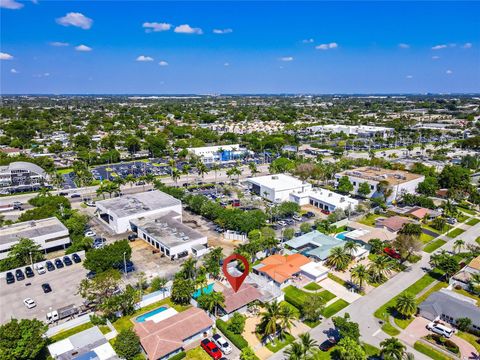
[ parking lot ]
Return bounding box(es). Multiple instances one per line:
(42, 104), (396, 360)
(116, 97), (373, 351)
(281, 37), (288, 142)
(0, 261), (87, 324)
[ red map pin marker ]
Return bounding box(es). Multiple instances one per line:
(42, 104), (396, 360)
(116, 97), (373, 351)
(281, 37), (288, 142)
(222, 254), (249, 293)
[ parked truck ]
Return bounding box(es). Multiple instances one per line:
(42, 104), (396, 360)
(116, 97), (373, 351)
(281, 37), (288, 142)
(46, 304), (78, 324)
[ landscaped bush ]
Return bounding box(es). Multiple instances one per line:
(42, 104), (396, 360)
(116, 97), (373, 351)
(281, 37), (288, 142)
(216, 319), (248, 349)
(169, 351), (186, 360)
(425, 334), (460, 354)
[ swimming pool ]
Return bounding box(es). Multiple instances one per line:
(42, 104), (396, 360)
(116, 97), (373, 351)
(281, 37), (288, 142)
(192, 283), (215, 299)
(335, 231), (349, 240)
(135, 306), (168, 322)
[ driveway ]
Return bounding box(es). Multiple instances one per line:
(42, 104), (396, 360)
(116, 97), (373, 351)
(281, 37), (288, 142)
(400, 317), (479, 359)
(318, 277), (361, 303)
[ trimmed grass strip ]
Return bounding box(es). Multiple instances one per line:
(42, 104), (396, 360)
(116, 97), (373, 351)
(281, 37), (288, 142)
(414, 341), (453, 360)
(322, 299), (349, 318)
(424, 239), (447, 253)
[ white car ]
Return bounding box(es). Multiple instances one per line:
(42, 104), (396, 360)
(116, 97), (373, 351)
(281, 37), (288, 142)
(35, 264), (46, 275)
(84, 230), (96, 238)
(23, 298), (36, 309)
(212, 334), (232, 355)
(427, 322), (454, 338)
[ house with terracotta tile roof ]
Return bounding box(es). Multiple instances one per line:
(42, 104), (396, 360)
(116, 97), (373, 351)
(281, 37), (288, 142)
(375, 216), (413, 233)
(407, 207), (441, 220)
(253, 253), (329, 287)
(215, 282), (263, 320)
(134, 307), (213, 360)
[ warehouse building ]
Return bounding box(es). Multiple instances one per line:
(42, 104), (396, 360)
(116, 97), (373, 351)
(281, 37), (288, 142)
(0, 217), (70, 260)
(246, 174), (313, 203)
(0, 161), (48, 193)
(187, 144), (246, 163)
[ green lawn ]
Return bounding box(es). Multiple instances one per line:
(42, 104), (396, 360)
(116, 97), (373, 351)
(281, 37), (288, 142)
(327, 273), (349, 287)
(112, 298), (190, 332)
(99, 325), (111, 335)
(458, 206), (477, 216)
(363, 343), (380, 358)
(414, 341), (453, 360)
(381, 323), (401, 336)
(265, 333), (295, 353)
(416, 282), (448, 304)
(185, 347), (211, 360)
(446, 228), (465, 238)
(456, 331), (480, 353)
(280, 301), (301, 319)
(304, 282), (322, 291)
(284, 285), (336, 304)
(466, 218), (480, 226)
(423, 239), (447, 253)
(322, 299), (349, 318)
(423, 223), (451, 235)
(49, 322), (94, 342)
(56, 168), (73, 175)
(456, 213), (469, 223)
(420, 233), (435, 244)
(358, 213), (383, 226)
(374, 269), (444, 330)
(477, 236), (480, 245)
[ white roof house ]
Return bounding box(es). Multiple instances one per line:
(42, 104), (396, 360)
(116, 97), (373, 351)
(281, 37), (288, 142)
(290, 188), (359, 213)
(246, 174), (313, 203)
(187, 144), (244, 163)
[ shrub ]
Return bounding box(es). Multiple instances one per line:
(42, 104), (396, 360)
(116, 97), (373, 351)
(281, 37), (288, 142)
(216, 319), (248, 349)
(169, 352), (186, 360)
(227, 312), (246, 335)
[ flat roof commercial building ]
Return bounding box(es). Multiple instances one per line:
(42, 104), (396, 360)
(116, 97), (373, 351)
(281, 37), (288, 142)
(291, 188), (359, 213)
(0, 217), (70, 260)
(130, 212), (208, 260)
(187, 144), (244, 163)
(306, 125), (394, 138)
(246, 174), (312, 203)
(95, 190), (182, 234)
(335, 166), (424, 203)
(0, 161), (48, 193)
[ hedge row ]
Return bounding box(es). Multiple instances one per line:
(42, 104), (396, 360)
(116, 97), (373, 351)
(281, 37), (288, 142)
(216, 319), (249, 349)
(169, 351), (186, 360)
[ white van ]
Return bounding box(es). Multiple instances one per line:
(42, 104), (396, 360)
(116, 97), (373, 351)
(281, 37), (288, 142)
(427, 322), (454, 338)
(35, 264), (46, 275)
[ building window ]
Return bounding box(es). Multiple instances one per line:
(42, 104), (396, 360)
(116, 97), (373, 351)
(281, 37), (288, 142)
(370, 185), (374, 190)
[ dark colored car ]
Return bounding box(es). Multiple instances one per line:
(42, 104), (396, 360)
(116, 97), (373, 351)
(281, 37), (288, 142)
(201, 339), (222, 360)
(54, 258), (64, 269)
(72, 253), (81, 263)
(6, 272), (15, 284)
(70, 194), (81, 198)
(45, 261), (55, 271)
(127, 234), (137, 241)
(59, 192), (68, 196)
(319, 339), (336, 352)
(15, 269), (25, 281)
(63, 256), (73, 266)
(86, 271), (96, 279)
(304, 211), (315, 218)
(25, 266), (35, 278)
(41, 283), (52, 293)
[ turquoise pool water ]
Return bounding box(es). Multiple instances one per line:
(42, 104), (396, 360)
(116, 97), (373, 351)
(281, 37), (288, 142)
(192, 283), (214, 299)
(135, 306), (168, 322)
(335, 231), (349, 240)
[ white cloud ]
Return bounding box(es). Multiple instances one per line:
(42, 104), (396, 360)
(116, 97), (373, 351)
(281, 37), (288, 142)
(213, 28), (233, 34)
(446, 69), (453, 75)
(406, 75), (413, 79)
(398, 43), (410, 49)
(75, 44), (92, 52)
(56, 12), (93, 30)
(224, 62), (230, 67)
(142, 22), (172, 33)
(0, 0), (24, 9)
(302, 38), (314, 44)
(10, 68), (19, 74)
(158, 61), (169, 66)
(174, 24), (203, 34)
(280, 56), (294, 62)
(463, 42), (473, 49)
(136, 55), (154, 62)
(432, 55), (440, 60)
(0, 52), (14, 60)
(432, 44), (447, 50)
(49, 41), (69, 47)
(315, 42), (338, 50)
(33, 72), (50, 78)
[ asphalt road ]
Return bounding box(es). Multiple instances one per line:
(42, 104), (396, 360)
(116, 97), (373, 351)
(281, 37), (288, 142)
(268, 220), (480, 360)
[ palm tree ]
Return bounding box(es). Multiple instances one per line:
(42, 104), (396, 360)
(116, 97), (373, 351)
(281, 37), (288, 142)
(171, 168), (180, 184)
(298, 333), (318, 357)
(344, 241), (360, 257)
(199, 291), (225, 317)
(469, 273), (480, 294)
(180, 258), (197, 280)
(284, 342), (304, 360)
(380, 337), (406, 360)
(182, 164), (191, 183)
(196, 161), (208, 181)
(258, 301), (282, 341)
(125, 174), (135, 187)
(350, 264), (368, 291)
(248, 162), (259, 176)
(168, 158), (176, 176)
(368, 255), (394, 283)
(285, 333), (319, 360)
(278, 304), (296, 340)
(395, 293), (417, 318)
(453, 239), (465, 253)
(326, 247), (351, 271)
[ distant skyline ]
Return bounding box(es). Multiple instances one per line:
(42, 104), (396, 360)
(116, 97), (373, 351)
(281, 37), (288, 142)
(1, 1), (479, 94)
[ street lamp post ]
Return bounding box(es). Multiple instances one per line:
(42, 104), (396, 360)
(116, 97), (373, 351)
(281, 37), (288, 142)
(123, 252), (127, 277)
(29, 251), (33, 267)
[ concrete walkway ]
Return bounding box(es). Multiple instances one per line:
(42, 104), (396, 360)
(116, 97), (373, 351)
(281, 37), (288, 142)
(318, 278), (361, 303)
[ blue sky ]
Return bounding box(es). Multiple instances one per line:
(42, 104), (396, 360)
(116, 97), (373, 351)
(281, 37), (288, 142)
(1, 1), (479, 94)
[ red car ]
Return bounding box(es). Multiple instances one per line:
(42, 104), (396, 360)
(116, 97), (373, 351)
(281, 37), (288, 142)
(384, 247), (401, 259)
(321, 209), (331, 215)
(201, 339), (222, 359)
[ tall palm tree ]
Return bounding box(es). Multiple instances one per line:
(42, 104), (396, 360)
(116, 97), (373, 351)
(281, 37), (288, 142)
(248, 162), (259, 176)
(326, 247), (351, 271)
(469, 273), (480, 294)
(350, 264), (368, 291)
(278, 304), (296, 340)
(298, 333), (318, 357)
(180, 258), (197, 280)
(258, 301), (282, 341)
(171, 168), (180, 184)
(344, 241), (360, 257)
(200, 291), (225, 317)
(284, 342), (304, 360)
(395, 293), (417, 318)
(168, 158), (176, 176)
(380, 337), (406, 360)
(368, 255), (394, 283)
(182, 164), (191, 183)
(453, 239), (465, 253)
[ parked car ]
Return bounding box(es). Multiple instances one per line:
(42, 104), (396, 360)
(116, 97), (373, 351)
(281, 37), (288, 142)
(58, 192), (68, 196)
(23, 298), (36, 309)
(292, 215), (303, 222)
(84, 230), (96, 238)
(427, 322), (454, 338)
(5, 272), (15, 284)
(319, 339), (336, 352)
(42, 283), (52, 293)
(70, 193), (81, 198)
(383, 247), (401, 260)
(201, 339), (222, 360)
(45, 261), (55, 271)
(63, 256), (73, 266)
(35, 264), (46, 274)
(212, 334), (232, 355)
(84, 200), (95, 207)
(321, 209), (331, 215)
(15, 269), (25, 281)
(72, 253), (81, 263)
(54, 258), (64, 269)
(303, 211), (315, 218)
(25, 266), (35, 278)
(86, 271), (96, 279)
(127, 234), (137, 241)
